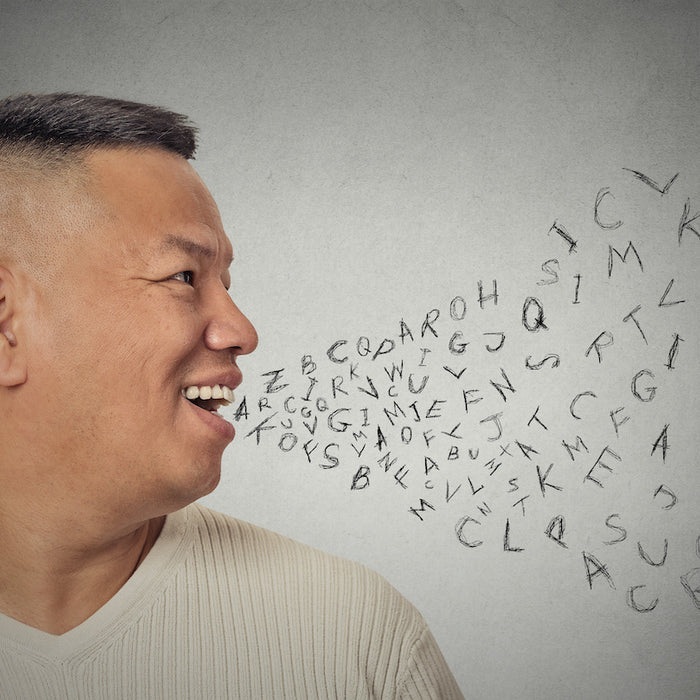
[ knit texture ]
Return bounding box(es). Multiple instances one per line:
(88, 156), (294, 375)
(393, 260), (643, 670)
(0, 504), (464, 699)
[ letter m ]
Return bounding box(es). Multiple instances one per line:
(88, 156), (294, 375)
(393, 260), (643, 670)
(383, 401), (406, 426)
(562, 436), (588, 461)
(608, 242), (643, 278)
(409, 499), (436, 521)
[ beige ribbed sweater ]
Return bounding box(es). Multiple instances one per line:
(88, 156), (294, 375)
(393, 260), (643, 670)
(0, 504), (464, 699)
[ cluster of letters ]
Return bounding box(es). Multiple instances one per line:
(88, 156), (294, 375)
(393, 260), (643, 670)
(229, 168), (700, 613)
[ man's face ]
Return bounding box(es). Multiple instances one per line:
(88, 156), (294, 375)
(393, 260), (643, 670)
(21, 148), (257, 518)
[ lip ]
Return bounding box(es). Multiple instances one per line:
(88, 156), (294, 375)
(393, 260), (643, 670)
(180, 369), (242, 443)
(182, 394), (236, 442)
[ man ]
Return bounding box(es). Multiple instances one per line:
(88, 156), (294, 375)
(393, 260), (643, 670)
(0, 93), (463, 699)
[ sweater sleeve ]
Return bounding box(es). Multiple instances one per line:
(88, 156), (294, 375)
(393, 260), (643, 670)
(398, 626), (465, 700)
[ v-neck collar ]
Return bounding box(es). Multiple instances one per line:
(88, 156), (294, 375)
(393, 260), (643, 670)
(0, 506), (191, 660)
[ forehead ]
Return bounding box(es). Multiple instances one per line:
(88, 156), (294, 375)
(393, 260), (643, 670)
(83, 147), (233, 263)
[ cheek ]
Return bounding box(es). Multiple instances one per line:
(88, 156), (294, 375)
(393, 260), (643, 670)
(35, 281), (205, 399)
(99, 307), (204, 401)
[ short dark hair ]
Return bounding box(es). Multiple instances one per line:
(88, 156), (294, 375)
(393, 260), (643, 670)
(0, 93), (198, 160)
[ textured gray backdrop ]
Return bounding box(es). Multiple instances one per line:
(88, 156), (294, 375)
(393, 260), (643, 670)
(2, 1), (699, 697)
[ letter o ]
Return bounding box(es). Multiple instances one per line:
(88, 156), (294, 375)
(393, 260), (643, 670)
(278, 433), (298, 452)
(450, 296), (467, 321)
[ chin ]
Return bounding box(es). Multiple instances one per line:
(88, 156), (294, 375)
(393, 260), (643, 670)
(161, 454), (223, 510)
(197, 467), (222, 498)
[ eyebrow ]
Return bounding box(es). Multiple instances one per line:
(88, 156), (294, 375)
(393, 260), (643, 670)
(160, 234), (234, 266)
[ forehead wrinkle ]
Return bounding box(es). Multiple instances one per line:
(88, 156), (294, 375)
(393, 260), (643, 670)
(160, 234), (216, 260)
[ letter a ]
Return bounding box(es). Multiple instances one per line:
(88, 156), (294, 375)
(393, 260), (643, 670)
(582, 551), (616, 589)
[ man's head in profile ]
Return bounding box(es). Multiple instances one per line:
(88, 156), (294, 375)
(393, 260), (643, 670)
(0, 94), (258, 515)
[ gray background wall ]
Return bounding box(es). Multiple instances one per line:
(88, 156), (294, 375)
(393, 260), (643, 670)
(2, 1), (699, 697)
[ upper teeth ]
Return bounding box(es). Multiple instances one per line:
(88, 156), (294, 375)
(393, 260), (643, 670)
(183, 385), (235, 404)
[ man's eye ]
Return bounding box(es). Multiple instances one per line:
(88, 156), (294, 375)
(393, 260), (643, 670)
(171, 271), (194, 285)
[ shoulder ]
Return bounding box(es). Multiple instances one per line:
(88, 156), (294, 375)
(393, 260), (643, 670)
(175, 504), (464, 698)
(187, 502), (427, 630)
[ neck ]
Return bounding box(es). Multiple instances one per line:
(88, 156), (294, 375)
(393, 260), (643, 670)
(0, 509), (165, 635)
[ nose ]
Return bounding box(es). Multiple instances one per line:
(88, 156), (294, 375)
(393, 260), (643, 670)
(204, 286), (258, 356)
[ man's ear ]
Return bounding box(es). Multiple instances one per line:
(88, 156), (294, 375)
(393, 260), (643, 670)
(0, 267), (28, 387)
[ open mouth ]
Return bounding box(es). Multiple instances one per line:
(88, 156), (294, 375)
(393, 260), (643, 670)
(182, 384), (235, 414)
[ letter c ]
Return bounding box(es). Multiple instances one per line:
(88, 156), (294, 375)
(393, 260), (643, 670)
(327, 340), (349, 363)
(570, 391), (597, 419)
(455, 515), (483, 548)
